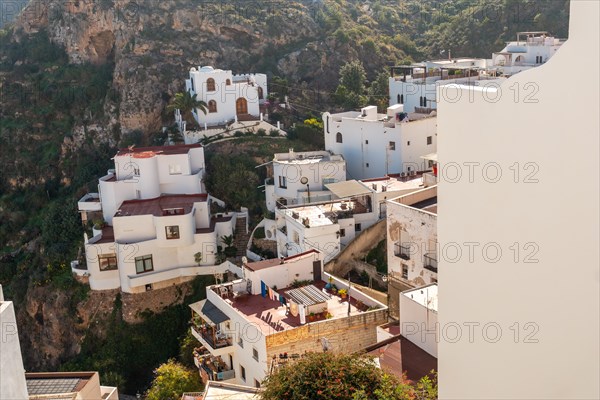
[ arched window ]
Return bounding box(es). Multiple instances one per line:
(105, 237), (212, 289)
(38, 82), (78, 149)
(236, 98), (248, 115)
(190, 78), (195, 92)
(206, 78), (216, 92)
(400, 94), (404, 104)
(226, 79), (231, 85)
(397, 94), (401, 104)
(208, 100), (217, 113)
(336, 132), (343, 143)
(258, 87), (264, 100)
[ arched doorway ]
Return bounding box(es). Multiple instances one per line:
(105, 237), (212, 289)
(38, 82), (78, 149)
(258, 87), (264, 100)
(236, 98), (248, 115)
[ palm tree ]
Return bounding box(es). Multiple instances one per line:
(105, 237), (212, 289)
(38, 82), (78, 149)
(167, 90), (208, 130)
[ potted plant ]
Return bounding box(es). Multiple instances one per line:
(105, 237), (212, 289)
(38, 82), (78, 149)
(325, 276), (334, 291)
(331, 285), (338, 295)
(338, 289), (347, 299)
(308, 312), (315, 322)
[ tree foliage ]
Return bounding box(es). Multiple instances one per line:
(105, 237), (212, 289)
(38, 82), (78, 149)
(145, 359), (202, 400)
(167, 91), (207, 129)
(260, 352), (437, 400)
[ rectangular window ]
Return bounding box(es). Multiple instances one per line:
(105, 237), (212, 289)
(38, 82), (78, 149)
(339, 229), (345, 237)
(365, 163), (369, 168)
(355, 223), (362, 232)
(133, 167), (140, 176)
(169, 164), (182, 175)
(389, 141), (396, 150)
(427, 136), (433, 145)
(135, 255), (154, 274)
(165, 225), (180, 240)
(402, 264), (408, 279)
(365, 140), (369, 144)
(240, 365), (246, 381)
(407, 141), (410, 146)
(254, 379), (261, 388)
(98, 254), (118, 271)
(279, 176), (287, 189)
(253, 348), (259, 361)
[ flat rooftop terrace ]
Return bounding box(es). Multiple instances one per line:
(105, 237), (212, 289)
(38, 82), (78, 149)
(221, 281), (369, 335)
(115, 194), (208, 217)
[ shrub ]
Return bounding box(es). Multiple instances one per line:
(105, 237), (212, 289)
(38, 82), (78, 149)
(269, 128), (280, 137)
(257, 128), (267, 136)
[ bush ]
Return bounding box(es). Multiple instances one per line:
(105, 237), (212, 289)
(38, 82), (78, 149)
(269, 128), (280, 137)
(256, 128), (267, 136)
(234, 130), (244, 137)
(254, 227), (266, 239)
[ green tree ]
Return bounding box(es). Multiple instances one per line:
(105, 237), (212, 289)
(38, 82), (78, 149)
(260, 352), (437, 400)
(145, 359), (202, 400)
(368, 71), (390, 112)
(339, 60), (367, 95)
(167, 91), (207, 130)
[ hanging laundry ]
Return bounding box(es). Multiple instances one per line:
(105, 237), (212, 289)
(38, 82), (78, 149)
(290, 301), (299, 317)
(279, 295), (286, 305)
(261, 281), (267, 298)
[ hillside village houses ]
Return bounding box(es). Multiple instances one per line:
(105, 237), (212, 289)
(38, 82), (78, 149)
(263, 149), (347, 212)
(0, 285), (119, 400)
(389, 31), (565, 113)
(185, 66), (268, 127)
(323, 105), (437, 180)
(76, 144), (246, 293)
(187, 250), (388, 387)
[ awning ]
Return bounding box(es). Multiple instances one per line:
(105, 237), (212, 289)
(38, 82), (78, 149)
(189, 300), (229, 326)
(420, 153), (438, 162)
(285, 285), (330, 306)
(325, 180), (371, 199)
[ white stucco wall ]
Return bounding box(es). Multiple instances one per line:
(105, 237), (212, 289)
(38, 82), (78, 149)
(399, 285), (438, 357)
(0, 293), (28, 400)
(437, 2), (599, 398)
(323, 111), (437, 179)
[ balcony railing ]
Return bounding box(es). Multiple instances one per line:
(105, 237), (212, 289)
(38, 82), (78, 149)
(192, 325), (233, 350)
(194, 350), (235, 382)
(394, 243), (411, 260)
(423, 254), (438, 273)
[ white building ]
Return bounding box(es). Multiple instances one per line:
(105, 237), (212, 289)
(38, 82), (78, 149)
(264, 149), (346, 212)
(77, 144), (242, 294)
(323, 105), (437, 180)
(437, 1), (599, 398)
(0, 286), (118, 400)
(188, 250), (387, 388)
(389, 31), (565, 113)
(184, 381), (261, 400)
(267, 176), (429, 263)
(386, 186), (438, 287)
(186, 66), (267, 126)
(399, 284), (438, 358)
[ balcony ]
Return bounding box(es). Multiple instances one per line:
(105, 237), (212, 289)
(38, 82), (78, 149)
(424, 254), (438, 273)
(77, 193), (102, 212)
(193, 348), (235, 383)
(190, 300), (233, 356)
(394, 242), (411, 260)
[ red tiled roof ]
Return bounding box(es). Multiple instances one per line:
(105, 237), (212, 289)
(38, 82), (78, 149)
(115, 194), (208, 217)
(115, 144), (202, 157)
(366, 335), (437, 382)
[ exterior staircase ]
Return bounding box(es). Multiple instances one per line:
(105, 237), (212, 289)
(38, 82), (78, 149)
(233, 215), (250, 256)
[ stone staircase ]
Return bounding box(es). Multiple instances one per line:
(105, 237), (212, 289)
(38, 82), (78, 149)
(233, 215), (250, 256)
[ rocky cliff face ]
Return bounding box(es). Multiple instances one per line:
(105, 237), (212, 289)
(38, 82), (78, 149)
(13, 0), (404, 138)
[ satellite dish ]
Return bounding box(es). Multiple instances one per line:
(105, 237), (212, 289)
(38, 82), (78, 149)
(300, 177), (308, 185)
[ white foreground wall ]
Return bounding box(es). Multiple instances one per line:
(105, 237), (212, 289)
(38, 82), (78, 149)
(437, 2), (599, 399)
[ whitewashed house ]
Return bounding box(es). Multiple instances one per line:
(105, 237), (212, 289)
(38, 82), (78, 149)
(386, 186), (438, 287)
(323, 105), (437, 180)
(266, 175), (429, 263)
(389, 31), (565, 113)
(263, 149), (346, 212)
(77, 144), (243, 294)
(186, 66), (267, 127)
(188, 250), (387, 388)
(399, 283), (438, 358)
